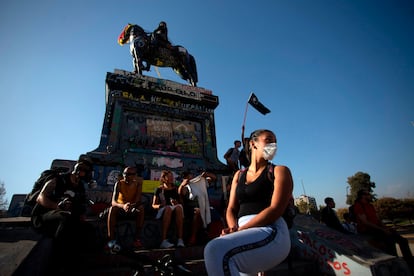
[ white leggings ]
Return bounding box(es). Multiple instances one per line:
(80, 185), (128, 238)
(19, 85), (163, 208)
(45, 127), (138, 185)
(204, 215), (290, 276)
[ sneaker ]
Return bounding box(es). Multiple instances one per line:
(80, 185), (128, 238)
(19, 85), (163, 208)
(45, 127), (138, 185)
(133, 239), (144, 249)
(177, 238), (185, 248)
(106, 240), (121, 254)
(160, 239), (174, 249)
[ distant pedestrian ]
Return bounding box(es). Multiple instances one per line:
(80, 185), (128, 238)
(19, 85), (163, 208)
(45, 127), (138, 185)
(224, 140), (241, 173)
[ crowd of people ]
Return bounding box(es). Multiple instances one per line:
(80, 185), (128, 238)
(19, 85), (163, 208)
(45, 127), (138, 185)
(29, 158), (220, 250)
(29, 125), (413, 274)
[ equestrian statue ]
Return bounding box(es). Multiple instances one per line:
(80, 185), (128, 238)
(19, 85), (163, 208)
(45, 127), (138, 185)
(118, 22), (198, 87)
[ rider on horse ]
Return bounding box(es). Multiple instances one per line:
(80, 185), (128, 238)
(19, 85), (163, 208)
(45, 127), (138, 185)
(118, 22), (198, 86)
(152, 21), (173, 50)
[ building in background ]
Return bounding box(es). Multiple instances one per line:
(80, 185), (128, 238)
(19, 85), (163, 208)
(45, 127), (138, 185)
(295, 195), (317, 214)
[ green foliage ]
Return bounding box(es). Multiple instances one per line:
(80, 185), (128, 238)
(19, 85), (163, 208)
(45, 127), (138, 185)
(341, 171), (413, 224)
(297, 201), (319, 218)
(373, 197), (414, 222)
(346, 171), (376, 205)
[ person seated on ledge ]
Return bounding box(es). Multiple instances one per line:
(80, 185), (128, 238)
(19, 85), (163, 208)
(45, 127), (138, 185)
(152, 170), (185, 248)
(354, 189), (414, 273)
(320, 197), (350, 234)
(204, 129), (293, 275)
(179, 170), (217, 246)
(31, 161), (97, 271)
(342, 212), (357, 234)
(106, 166), (145, 253)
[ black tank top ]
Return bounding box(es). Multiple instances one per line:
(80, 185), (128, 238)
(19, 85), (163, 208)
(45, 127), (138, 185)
(236, 167), (274, 218)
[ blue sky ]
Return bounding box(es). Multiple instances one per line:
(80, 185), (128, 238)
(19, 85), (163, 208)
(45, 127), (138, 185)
(1, 0), (413, 209)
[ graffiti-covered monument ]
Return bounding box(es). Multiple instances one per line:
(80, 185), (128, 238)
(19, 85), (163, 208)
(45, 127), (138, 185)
(52, 69), (227, 205)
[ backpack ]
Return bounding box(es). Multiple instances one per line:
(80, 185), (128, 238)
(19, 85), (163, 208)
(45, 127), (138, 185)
(237, 163), (296, 228)
(22, 168), (65, 216)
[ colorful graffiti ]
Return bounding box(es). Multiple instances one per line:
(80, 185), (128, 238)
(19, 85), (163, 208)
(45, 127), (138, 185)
(297, 230), (351, 274)
(120, 91), (214, 113)
(122, 112), (203, 155)
(111, 69), (213, 98)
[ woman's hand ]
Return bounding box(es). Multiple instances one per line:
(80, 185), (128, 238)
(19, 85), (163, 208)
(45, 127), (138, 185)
(221, 226), (238, 236)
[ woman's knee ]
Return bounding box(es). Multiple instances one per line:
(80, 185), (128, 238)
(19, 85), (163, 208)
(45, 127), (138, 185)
(175, 205), (184, 215)
(204, 237), (223, 256)
(165, 206), (173, 213)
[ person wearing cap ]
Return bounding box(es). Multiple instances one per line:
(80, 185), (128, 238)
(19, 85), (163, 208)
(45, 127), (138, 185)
(106, 166), (145, 252)
(31, 160), (97, 272)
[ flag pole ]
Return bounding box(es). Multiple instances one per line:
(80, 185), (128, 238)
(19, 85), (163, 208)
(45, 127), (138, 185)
(242, 93), (251, 129)
(242, 101), (249, 128)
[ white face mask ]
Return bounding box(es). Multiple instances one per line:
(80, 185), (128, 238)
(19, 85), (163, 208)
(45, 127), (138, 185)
(263, 143), (277, 160)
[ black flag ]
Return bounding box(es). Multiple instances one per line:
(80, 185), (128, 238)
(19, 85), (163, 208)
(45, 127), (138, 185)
(248, 93), (270, 115)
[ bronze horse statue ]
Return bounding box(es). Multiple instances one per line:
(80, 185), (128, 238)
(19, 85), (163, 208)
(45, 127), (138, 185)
(118, 24), (198, 86)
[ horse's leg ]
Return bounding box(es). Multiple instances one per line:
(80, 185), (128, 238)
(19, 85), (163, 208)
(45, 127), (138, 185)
(189, 55), (198, 86)
(132, 48), (142, 75)
(181, 52), (197, 87)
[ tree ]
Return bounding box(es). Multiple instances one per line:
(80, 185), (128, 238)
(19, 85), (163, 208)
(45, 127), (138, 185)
(373, 197), (414, 223)
(0, 181), (8, 211)
(346, 172), (376, 205)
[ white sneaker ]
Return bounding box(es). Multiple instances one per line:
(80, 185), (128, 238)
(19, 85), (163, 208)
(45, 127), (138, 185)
(160, 239), (174, 249)
(177, 238), (185, 248)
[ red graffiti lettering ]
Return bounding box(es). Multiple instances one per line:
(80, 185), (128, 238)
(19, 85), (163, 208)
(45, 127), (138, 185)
(327, 260), (351, 274)
(342, 262), (351, 275)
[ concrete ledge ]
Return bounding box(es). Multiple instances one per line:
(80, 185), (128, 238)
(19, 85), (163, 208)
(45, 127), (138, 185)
(0, 217), (32, 228)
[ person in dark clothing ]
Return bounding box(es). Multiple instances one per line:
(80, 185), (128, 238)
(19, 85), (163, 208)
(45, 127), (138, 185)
(239, 126), (250, 169)
(31, 160), (97, 273)
(223, 140), (241, 173)
(320, 197), (349, 233)
(152, 170), (185, 248)
(204, 129), (293, 275)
